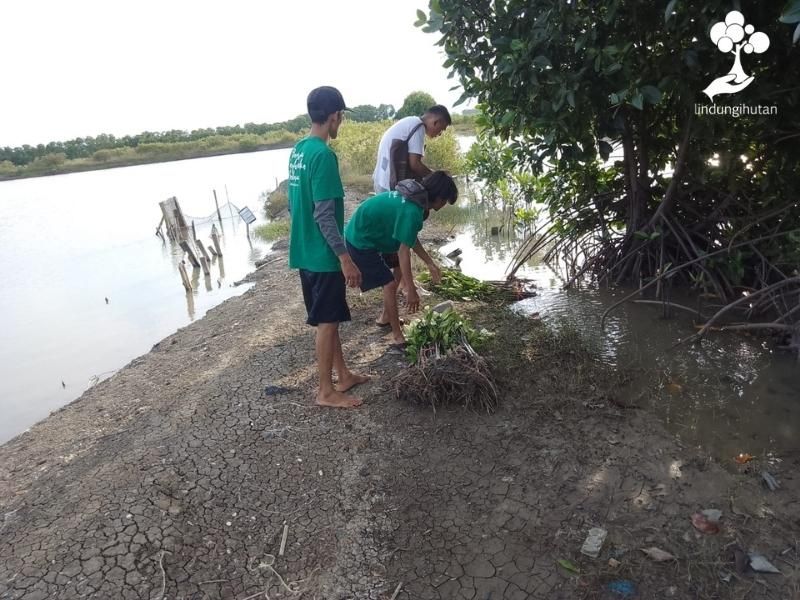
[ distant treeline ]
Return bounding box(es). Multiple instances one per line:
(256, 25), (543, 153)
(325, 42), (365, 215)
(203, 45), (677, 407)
(0, 104), (397, 168)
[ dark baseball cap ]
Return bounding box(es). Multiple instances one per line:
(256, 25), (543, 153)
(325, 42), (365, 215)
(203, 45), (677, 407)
(307, 86), (350, 121)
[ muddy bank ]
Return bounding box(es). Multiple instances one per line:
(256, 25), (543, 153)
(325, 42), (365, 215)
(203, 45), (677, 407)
(1, 205), (799, 599)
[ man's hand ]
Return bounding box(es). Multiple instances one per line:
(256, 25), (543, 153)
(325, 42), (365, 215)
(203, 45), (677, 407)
(427, 262), (442, 285)
(340, 254), (362, 289)
(405, 286), (420, 313)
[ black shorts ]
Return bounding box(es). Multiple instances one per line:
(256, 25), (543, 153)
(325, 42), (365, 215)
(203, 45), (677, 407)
(346, 241), (396, 292)
(299, 270), (351, 326)
(381, 252), (400, 269)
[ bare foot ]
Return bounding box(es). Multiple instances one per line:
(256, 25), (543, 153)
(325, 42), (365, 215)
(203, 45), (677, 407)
(336, 372), (370, 392)
(316, 390), (363, 408)
(385, 332), (406, 345)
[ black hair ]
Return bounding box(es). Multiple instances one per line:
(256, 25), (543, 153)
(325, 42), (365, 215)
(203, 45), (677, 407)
(424, 105), (452, 125)
(309, 109), (333, 124)
(422, 171), (458, 205)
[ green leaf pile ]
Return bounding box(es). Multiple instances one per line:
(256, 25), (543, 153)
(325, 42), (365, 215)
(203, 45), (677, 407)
(418, 269), (500, 302)
(404, 308), (486, 364)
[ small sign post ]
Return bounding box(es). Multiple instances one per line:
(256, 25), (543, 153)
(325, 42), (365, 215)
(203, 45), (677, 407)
(238, 206), (256, 240)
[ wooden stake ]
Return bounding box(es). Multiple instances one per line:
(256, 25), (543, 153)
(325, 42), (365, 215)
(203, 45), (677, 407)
(199, 256), (210, 277)
(191, 220), (197, 241)
(196, 241), (212, 264)
(178, 262), (192, 291)
(207, 245), (219, 258)
(179, 241), (200, 268)
(155, 215), (164, 236)
(210, 225), (223, 257)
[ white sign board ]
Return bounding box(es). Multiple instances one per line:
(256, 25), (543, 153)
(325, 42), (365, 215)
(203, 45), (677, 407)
(238, 206), (256, 225)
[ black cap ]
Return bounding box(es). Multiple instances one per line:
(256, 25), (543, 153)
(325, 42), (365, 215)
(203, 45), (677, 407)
(307, 86), (350, 122)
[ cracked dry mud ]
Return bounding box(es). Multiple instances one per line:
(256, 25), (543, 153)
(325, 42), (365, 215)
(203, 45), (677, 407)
(1, 223), (799, 599)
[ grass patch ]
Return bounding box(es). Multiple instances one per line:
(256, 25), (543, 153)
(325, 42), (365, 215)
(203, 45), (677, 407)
(254, 220), (290, 241)
(341, 172), (375, 194)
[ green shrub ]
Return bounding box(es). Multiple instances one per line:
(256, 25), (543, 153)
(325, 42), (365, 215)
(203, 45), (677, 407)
(425, 129), (464, 175)
(254, 220), (290, 241)
(238, 134), (261, 152)
(0, 160), (17, 176)
(331, 120), (387, 177)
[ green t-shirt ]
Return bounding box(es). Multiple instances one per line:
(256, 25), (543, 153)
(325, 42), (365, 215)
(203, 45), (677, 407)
(288, 136), (344, 272)
(344, 191), (424, 253)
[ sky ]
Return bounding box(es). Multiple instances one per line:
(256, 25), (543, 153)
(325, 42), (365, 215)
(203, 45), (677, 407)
(0, 0), (468, 148)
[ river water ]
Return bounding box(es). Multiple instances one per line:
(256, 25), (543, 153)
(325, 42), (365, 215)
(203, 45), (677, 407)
(0, 149), (290, 444)
(1, 143), (797, 462)
(434, 203), (799, 462)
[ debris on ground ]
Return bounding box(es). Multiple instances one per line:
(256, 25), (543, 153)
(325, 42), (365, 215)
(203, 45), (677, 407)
(762, 470), (780, 491)
(580, 527), (608, 558)
(640, 546), (677, 562)
(691, 509), (722, 534)
(607, 579), (637, 598)
(748, 553), (781, 574)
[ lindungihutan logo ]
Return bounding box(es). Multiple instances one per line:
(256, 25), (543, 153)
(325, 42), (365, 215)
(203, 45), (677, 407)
(703, 10), (770, 101)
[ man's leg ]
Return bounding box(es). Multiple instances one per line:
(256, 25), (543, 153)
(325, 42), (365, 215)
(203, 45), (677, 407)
(382, 279), (405, 344)
(333, 328), (370, 392)
(377, 268), (403, 325)
(315, 323), (362, 407)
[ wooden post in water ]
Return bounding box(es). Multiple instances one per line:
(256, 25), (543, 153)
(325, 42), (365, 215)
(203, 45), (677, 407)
(178, 262), (192, 291)
(199, 256), (211, 277)
(210, 224), (223, 256)
(208, 245), (219, 258)
(191, 220), (197, 241)
(179, 241), (201, 268)
(194, 240), (211, 262)
(159, 196), (189, 241)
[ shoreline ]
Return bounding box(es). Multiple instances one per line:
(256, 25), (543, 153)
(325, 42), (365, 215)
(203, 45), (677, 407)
(1, 202), (797, 598)
(0, 140), (296, 183)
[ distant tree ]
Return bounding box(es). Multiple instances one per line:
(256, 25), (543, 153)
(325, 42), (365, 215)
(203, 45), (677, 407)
(394, 91), (436, 119)
(347, 104), (396, 122)
(376, 103), (396, 119)
(349, 105), (381, 122)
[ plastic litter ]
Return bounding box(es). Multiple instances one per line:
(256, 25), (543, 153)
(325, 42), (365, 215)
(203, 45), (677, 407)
(580, 527), (608, 558)
(608, 579), (637, 598)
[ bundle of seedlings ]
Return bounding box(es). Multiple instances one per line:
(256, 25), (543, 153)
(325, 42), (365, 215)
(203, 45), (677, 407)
(393, 308), (499, 413)
(417, 268), (535, 302)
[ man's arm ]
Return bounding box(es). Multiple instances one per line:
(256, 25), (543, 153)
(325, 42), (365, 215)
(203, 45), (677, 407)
(408, 153), (432, 179)
(398, 244), (419, 312)
(313, 200), (361, 288)
(412, 239), (441, 284)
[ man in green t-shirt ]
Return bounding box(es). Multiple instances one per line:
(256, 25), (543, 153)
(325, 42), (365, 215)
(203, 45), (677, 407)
(288, 86), (368, 408)
(344, 171), (458, 346)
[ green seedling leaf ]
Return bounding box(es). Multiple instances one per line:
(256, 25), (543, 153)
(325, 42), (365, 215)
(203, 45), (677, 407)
(558, 559), (580, 574)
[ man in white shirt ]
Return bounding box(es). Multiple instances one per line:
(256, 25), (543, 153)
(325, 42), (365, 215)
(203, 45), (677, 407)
(372, 105), (452, 194)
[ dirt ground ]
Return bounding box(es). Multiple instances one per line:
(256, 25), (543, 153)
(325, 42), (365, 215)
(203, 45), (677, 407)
(1, 196), (799, 599)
